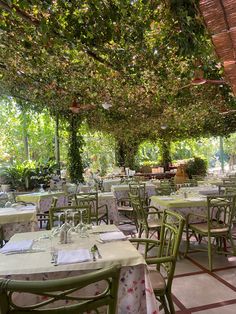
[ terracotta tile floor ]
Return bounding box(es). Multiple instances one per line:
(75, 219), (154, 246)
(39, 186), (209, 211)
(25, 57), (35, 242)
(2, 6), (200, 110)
(157, 238), (236, 314)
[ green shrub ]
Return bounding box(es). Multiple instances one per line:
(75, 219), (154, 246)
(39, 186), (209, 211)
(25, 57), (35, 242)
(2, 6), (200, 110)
(186, 157), (207, 178)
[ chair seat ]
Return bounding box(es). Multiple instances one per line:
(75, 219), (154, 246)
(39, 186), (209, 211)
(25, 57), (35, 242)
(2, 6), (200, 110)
(117, 206), (133, 212)
(189, 222), (229, 234)
(118, 224), (137, 236)
(147, 220), (162, 229)
(149, 269), (166, 294)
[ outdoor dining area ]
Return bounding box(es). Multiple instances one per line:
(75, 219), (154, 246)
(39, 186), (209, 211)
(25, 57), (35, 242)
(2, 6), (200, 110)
(2, 0), (236, 313)
(1, 171), (236, 313)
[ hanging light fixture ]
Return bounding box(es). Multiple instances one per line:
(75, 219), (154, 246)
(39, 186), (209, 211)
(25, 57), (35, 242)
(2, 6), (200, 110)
(69, 98), (96, 113)
(69, 99), (80, 113)
(102, 102), (112, 110)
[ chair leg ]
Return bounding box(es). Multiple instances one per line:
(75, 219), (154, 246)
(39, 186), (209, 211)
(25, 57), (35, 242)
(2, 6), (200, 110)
(228, 233), (236, 255)
(160, 295), (170, 314)
(166, 291), (175, 314)
(138, 225), (143, 239)
(185, 225), (190, 256)
(208, 235), (213, 271)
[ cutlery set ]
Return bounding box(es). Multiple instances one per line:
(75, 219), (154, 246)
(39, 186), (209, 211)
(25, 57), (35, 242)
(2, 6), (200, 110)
(91, 244), (102, 261)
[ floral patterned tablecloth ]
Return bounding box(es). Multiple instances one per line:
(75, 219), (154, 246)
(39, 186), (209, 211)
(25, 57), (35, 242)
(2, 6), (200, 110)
(0, 205), (39, 241)
(0, 227), (159, 314)
(16, 192), (66, 213)
(98, 192), (119, 224)
(112, 183), (156, 201)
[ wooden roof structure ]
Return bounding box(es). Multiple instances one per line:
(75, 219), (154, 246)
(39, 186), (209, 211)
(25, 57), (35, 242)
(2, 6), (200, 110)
(199, 0), (236, 95)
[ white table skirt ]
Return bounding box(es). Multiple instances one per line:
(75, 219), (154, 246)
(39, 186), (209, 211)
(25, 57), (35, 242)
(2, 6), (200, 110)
(112, 184), (156, 201)
(0, 206), (39, 241)
(0, 226), (159, 313)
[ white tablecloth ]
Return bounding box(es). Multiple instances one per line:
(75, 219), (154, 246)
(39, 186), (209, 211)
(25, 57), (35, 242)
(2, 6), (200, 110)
(150, 195), (208, 223)
(0, 205), (38, 241)
(16, 192), (66, 213)
(0, 226), (159, 314)
(103, 179), (121, 192)
(112, 183), (156, 201)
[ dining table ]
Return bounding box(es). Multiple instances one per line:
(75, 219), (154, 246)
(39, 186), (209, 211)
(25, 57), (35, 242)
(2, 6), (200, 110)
(16, 191), (66, 213)
(111, 182), (156, 201)
(178, 185), (219, 196)
(0, 225), (159, 314)
(0, 204), (38, 241)
(150, 194), (208, 223)
(75, 192), (119, 224)
(102, 178), (122, 192)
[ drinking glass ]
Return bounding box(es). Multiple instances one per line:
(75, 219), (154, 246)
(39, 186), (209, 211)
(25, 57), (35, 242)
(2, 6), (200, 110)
(39, 184), (45, 193)
(75, 207), (88, 237)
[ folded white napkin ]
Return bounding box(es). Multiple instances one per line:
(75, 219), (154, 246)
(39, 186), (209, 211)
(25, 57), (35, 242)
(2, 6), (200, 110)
(100, 231), (127, 242)
(186, 197), (204, 201)
(57, 249), (91, 265)
(0, 239), (34, 254)
(159, 197), (174, 200)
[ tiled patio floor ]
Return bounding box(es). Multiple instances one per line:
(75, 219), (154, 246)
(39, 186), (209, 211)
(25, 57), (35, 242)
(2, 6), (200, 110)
(158, 240), (236, 314)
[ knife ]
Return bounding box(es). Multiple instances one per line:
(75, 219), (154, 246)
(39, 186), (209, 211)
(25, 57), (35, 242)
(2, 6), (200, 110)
(4, 249), (45, 255)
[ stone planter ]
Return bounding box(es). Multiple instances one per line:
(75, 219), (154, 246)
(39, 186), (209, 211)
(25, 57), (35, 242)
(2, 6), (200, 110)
(1, 184), (11, 192)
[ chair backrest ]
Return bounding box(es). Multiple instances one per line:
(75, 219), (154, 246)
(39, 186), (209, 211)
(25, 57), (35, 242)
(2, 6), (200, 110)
(218, 183), (236, 195)
(75, 192), (98, 220)
(51, 195), (67, 207)
(49, 205), (91, 229)
(224, 186), (236, 195)
(37, 196), (53, 214)
(129, 193), (146, 225)
(223, 178), (236, 184)
(0, 265), (121, 314)
(129, 183), (146, 204)
(158, 210), (185, 270)
(130, 210), (185, 293)
(155, 184), (172, 196)
(206, 194), (236, 228)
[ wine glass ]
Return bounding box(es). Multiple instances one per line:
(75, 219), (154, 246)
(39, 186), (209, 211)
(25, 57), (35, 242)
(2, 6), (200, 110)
(39, 184), (45, 193)
(75, 207), (88, 237)
(5, 192), (14, 207)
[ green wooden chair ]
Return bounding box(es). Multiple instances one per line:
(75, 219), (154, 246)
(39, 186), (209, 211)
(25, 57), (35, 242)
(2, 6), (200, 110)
(75, 192), (109, 225)
(129, 182), (148, 205)
(218, 183), (236, 195)
(49, 205), (91, 230)
(130, 210), (185, 314)
(116, 182), (148, 225)
(185, 194), (236, 271)
(129, 193), (162, 239)
(0, 265), (121, 314)
(155, 180), (174, 196)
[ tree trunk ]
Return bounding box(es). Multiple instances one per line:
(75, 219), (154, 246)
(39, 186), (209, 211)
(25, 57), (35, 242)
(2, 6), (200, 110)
(159, 140), (171, 172)
(67, 115), (84, 183)
(22, 109), (29, 160)
(116, 140), (139, 169)
(54, 113), (60, 173)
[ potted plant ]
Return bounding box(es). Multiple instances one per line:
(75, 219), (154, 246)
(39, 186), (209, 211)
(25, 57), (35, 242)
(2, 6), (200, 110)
(0, 167), (12, 192)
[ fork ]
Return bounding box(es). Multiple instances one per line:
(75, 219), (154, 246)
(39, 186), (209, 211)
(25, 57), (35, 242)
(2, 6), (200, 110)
(91, 247), (96, 261)
(93, 244), (102, 258)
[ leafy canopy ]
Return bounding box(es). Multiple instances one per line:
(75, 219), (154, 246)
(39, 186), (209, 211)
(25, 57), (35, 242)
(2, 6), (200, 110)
(1, 0), (236, 143)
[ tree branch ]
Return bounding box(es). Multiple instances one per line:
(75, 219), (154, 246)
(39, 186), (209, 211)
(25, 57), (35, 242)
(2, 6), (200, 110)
(0, 0), (119, 73)
(0, 0), (39, 26)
